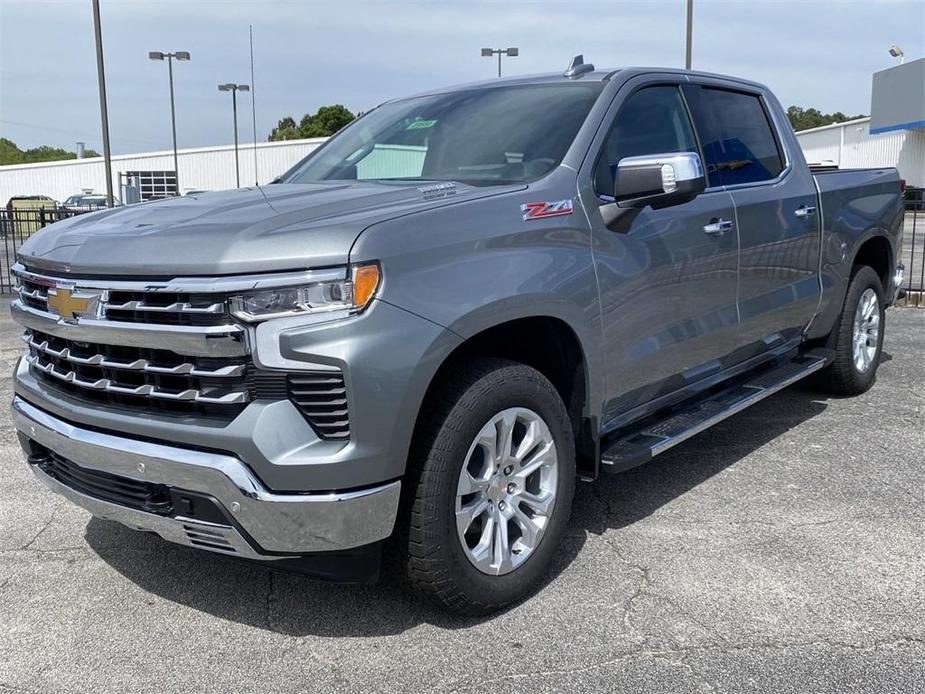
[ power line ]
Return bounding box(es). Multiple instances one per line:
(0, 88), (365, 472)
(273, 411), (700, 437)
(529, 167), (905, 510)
(0, 118), (162, 149)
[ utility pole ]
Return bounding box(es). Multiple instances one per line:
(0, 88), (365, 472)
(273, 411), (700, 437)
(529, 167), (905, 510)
(250, 25), (259, 186)
(91, 0), (114, 208)
(219, 83), (250, 188)
(480, 47), (519, 78)
(149, 50), (190, 194)
(685, 0), (693, 70)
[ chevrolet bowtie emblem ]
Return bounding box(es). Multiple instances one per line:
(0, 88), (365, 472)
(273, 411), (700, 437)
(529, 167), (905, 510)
(47, 288), (93, 320)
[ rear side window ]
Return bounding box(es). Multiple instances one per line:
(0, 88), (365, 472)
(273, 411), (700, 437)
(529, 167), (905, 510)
(684, 87), (784, 187)
(594, 85), (698, 195)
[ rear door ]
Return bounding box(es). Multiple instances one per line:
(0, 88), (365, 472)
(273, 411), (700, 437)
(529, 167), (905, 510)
(683, 84), (821, 358)
(578, 78), (740, 427)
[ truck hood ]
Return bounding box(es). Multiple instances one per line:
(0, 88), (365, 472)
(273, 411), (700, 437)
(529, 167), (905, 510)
(17, 182), (519, 277)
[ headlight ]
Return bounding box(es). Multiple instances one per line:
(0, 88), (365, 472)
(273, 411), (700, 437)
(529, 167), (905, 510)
(230, 263), (380, 322)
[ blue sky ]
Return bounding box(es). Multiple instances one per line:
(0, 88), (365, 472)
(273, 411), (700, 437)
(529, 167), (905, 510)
(1, 0), (923, 155)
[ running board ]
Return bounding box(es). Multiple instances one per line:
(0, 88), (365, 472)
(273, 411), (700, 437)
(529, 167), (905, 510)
(600, 349), (830, 474)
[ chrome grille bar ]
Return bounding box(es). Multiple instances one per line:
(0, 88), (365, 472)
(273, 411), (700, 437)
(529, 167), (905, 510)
(25, 353), (249, 405)
(11, 301), (247, 358)
(104, 299), (225, 314)
(21, 333), (246, 377)
(18, 286), (48, 304)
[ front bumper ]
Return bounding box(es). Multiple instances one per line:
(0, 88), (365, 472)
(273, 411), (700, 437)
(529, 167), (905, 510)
(12, 397), (400, 558)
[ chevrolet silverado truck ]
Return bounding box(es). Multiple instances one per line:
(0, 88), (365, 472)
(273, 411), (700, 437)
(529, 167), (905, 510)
(10, 58), (905, 615)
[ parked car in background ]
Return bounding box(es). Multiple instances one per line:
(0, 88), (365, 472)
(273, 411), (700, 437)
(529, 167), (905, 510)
(2, 196), (59, 237)
(9, 60), (905, 615)
(60, 194), (119, 211)
(5, 195), (57, 211)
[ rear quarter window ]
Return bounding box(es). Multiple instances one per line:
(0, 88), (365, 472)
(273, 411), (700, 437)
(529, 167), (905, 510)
(685, 87), (784, 187)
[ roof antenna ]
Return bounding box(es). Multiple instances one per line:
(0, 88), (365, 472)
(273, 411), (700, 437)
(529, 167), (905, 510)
(564, 54), (594, 78)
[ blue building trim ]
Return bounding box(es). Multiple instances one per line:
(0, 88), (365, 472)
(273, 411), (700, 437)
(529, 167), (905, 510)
(870, 119), (925, 135)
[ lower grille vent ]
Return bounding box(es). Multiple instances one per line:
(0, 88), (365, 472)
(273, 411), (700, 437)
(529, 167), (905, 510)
(183, 524), (237, 553)
(288, 371), (350, 440)
(35, 451), (172, 515)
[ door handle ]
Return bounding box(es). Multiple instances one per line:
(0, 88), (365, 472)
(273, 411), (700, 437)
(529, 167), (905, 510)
(794, 205), (817, 218)
(703, 219), (733, 236)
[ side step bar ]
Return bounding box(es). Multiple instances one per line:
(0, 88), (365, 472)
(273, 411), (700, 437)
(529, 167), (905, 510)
(600, 349), (830, 474)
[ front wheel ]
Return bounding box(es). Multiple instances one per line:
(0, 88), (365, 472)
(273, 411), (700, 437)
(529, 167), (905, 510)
(399, 358), (575, 615)
(815, 265), (886, 395)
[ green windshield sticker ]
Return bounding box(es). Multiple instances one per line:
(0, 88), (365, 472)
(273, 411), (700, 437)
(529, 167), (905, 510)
(406, 119), (437, 130)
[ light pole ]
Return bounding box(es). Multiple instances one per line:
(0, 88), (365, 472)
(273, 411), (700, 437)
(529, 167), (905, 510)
(685, 0), (693, 69)
(149, 50), (190, 194)
(218, 83), (250, 188)
(480, 47), (519, 78)
(91, 0), (114, 207)
(888, 45), (905, 64)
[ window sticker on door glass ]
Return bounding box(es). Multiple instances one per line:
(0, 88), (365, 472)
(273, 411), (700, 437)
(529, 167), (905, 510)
(406, 119), (438, 130)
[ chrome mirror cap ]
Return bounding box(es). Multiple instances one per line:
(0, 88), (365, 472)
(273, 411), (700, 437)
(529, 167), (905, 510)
(611, 151), (707, 211)
(617, 152), (704, 194)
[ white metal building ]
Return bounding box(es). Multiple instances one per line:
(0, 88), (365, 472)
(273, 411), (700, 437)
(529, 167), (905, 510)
(795, 117), (925, 187)
(0, 137), (327, 204)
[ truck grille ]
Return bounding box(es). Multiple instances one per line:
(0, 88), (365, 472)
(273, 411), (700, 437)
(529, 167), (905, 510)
(23, 329), (251, 417)
(14, 266), (351, 438)
(16, 276), (230, 326)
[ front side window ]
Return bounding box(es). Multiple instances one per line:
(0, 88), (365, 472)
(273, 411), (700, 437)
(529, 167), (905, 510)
(685, 87), (784, 186)
(594, 85), (698, 195)
(285, 83), (604, 186)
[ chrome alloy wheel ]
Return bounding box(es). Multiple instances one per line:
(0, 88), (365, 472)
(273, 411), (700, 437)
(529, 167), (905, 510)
(852, 288), (880, 374)
(455, 407), (559, 576)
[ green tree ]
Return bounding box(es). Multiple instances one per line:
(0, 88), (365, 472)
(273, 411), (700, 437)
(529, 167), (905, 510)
(0, 138), (25, 165)
(268, 105), (355, 141)
(0, 138), (100, 165)
(268, 116), (301, 141)
(787, 106), (867, 132)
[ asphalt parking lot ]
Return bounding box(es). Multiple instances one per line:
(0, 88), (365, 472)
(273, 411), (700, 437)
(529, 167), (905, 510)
(0, 304), (922, 694)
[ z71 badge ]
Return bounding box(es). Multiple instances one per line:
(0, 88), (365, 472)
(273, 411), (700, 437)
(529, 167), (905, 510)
(520, 199), (573, 221)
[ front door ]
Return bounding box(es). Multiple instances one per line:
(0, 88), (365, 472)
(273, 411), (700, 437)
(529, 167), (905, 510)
(579, 81), (741, 429)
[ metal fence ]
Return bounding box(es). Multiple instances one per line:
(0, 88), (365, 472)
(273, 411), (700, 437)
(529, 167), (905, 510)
(1, 208), (87, 293)
(899, 195), (924, 307)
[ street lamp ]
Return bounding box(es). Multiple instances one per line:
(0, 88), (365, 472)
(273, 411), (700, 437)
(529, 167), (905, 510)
(218, 83), (250, 188)
(888, 45), (905, 64)
(149, 50), (190, 194)
(480, 47), (519, 78)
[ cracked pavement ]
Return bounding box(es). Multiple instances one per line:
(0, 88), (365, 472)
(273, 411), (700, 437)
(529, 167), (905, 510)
(0, 302), (923, 693)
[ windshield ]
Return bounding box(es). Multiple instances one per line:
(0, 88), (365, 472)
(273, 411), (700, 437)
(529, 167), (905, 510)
(64, 195), (84, 205)
(285, 83), (604, 186)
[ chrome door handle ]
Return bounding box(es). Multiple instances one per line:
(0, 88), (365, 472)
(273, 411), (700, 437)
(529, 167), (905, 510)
(794, 205), (817, 218)
(703, 219), (733, 236)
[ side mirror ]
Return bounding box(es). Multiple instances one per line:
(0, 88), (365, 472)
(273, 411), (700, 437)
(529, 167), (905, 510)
(613, 152), (706, 210)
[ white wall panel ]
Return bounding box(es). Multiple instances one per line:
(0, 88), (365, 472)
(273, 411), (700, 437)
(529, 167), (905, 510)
(796, 118), (925, 187)
(0, 138), (327, 203)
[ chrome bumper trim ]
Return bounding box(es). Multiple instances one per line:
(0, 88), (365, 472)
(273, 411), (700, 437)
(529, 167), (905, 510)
(11, 300), (247, 358)
(12, 262), (346, 293)
(31, 469), (274, 560)
(12, 397), (400, 554)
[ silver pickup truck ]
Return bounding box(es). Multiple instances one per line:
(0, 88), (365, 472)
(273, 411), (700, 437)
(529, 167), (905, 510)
(10, 58), (905, 614)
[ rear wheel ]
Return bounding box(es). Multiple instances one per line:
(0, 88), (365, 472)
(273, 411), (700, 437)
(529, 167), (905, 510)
(399, 358), (575, 615)
(815, 265), (885, 395)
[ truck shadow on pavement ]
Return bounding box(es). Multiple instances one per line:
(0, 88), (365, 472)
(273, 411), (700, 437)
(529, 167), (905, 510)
(83, 383), (831, 636)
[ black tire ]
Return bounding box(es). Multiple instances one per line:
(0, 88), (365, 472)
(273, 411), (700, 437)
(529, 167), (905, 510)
(815, 265), (886, 396)
(398, 358), (576, 615)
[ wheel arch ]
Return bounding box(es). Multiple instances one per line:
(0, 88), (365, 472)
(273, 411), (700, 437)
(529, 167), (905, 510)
(850, 232), (893, 292)
(411, 308), (602, 480)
